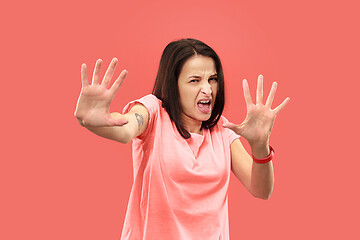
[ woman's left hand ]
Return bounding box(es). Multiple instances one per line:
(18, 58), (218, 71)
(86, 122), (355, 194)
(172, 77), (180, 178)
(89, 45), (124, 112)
(223, 75), (290, 147)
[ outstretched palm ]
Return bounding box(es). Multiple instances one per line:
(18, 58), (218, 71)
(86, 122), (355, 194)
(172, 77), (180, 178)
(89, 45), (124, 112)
(224, 75), (290, 146)
(74, 58), (129, 127)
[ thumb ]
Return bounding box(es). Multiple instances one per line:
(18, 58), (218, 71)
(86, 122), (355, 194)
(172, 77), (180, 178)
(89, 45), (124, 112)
(109, 118), (129, 127)
(222, 122), (238, 131)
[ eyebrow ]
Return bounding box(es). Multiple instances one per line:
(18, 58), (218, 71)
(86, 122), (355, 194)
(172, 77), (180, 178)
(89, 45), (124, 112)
(188, 73), (218, 78)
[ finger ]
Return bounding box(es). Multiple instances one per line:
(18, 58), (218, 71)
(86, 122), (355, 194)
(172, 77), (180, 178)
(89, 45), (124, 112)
(242, 79), (254, 106)
(256, 75), (263, 104)
(109, 69), (128, 96)
(265, 82), (278, 108)
(81, 63), (89, 87)
(92, 59), (102, 85)
(222, 122), (238, 131)
(102, 57), (118, 88)
(223, 121), (245, 136)
(273, 97), (290, 115)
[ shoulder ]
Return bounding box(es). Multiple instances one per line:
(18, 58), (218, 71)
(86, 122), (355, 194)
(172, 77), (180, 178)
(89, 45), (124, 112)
(219, 115), (230, 125)
(122, 94), (163, 140)
(123, 94), (161, 116)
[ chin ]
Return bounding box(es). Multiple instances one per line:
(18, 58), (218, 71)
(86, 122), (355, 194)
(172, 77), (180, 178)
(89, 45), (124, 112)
(197, 112), (212, 122)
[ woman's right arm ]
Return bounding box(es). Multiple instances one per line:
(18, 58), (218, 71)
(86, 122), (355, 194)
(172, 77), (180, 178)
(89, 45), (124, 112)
(74, 58), (149, 144)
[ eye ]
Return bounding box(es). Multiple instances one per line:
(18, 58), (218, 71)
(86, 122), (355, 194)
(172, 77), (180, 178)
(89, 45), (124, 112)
(209, 77), (218, 82)
(189, 79), (199, 83)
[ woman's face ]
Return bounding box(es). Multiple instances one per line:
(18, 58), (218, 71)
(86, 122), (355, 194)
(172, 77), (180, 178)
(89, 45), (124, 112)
(177, 55), (218, 126)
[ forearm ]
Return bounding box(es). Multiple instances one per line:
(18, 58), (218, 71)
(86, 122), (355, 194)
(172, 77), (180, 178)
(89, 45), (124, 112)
(77, 103), (149, 144)
(250, 144), (274, 200)
(80, 112), (132, 143)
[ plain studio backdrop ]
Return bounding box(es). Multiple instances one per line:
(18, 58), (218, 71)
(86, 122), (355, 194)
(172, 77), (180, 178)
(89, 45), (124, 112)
(1, 0), (359, 239)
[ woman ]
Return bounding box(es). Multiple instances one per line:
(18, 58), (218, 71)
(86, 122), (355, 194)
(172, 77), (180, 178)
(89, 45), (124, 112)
(74, 39), (290, 240)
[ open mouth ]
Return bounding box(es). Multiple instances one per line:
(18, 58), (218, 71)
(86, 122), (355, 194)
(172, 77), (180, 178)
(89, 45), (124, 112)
(197, 99), (211, 113)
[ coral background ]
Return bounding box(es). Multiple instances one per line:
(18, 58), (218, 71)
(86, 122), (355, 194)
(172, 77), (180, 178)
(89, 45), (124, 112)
(1, 0), (359, 239)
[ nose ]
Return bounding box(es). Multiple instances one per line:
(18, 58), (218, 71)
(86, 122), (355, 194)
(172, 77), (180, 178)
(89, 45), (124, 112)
(201, 81), (212, 95)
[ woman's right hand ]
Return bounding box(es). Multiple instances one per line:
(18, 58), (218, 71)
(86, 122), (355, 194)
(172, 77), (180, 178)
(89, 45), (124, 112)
(74, 58), (129, 127)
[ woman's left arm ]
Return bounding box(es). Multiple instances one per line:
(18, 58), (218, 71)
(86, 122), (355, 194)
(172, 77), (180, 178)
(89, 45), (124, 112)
(224, 75), (290, 200)
(230, 139), (274, 200)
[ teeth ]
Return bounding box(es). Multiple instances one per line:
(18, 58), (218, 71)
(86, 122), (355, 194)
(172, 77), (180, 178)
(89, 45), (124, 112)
(199, 100), (210, 104)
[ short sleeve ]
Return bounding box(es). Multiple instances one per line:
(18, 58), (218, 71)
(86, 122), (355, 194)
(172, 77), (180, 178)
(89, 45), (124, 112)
(122, 94), (161, 139)
(221, 116), (240, 145)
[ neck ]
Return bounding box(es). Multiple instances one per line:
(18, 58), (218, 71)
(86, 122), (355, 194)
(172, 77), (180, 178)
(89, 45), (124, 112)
(181, 115), (203, 135)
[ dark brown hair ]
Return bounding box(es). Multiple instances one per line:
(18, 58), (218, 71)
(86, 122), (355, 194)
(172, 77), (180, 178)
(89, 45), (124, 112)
(152, 38), (225, 139)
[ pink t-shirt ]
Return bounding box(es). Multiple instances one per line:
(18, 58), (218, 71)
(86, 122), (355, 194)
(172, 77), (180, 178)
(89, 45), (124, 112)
(120, 94), (239, 240)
